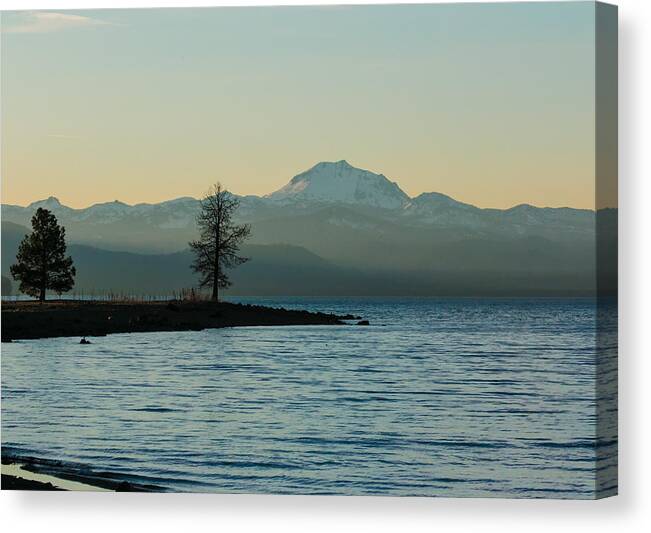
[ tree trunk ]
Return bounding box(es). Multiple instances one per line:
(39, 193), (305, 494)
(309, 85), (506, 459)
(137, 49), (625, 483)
(40, 252), (47, 302)
(212, 223), (220, 302)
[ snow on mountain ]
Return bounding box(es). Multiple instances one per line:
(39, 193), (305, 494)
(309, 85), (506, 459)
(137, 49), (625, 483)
(76, 200), (133, 223)
(135, 197), (201, 228)
(403, 192), (477, 214)
(27, 196), (65, 210)
(265, 160), (410, 209)
(1, 161), (596, 243)
(401, 192), (486, 228)
(23, 196), (76, 219)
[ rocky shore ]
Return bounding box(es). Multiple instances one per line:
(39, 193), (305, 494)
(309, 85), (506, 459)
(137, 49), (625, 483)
(1, 299), (360, 342)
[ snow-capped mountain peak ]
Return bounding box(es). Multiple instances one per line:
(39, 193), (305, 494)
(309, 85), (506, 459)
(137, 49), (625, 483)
(28, 196), (63, 210)
(265, 160), (410, 209)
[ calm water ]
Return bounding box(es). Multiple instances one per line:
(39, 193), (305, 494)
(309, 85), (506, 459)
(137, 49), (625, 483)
(1, 297), (617, 498)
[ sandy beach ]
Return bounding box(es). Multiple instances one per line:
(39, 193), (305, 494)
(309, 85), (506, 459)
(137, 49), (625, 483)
(1, 455), (160, 492)
(2, 464), (109, 491)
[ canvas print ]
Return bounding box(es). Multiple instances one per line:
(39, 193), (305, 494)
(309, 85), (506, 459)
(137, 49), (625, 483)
(0, 2), (617, 498)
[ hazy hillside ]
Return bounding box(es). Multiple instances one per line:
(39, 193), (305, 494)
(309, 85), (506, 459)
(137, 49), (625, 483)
(2, 220), (602, 296)
(1, 275), (12, 296)
(1, 222), (366, 296)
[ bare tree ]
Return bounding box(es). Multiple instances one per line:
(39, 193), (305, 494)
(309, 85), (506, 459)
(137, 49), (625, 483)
(189, 183), (251, 301)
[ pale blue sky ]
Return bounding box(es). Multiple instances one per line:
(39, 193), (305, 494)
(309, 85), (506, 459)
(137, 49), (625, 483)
(1, 3), (600, 208)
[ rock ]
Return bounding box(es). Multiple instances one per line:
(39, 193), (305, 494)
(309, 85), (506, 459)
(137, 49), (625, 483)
(116, 481), (136, 492)
(79, 337), (92, 344)
(356, 320), (370, 326)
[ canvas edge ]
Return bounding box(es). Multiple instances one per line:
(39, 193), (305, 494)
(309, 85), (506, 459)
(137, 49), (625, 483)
(594, 0), (618, 500)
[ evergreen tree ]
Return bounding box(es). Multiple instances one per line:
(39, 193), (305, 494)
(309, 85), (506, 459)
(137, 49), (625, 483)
(189, 183), (251, 301)
(10, 208), (76, 301)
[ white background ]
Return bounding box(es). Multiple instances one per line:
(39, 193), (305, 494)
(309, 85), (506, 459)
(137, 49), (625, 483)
(1, 0), (649, 531)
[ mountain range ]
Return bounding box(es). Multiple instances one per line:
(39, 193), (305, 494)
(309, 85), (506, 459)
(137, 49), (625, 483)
(1, 160), (617, 296)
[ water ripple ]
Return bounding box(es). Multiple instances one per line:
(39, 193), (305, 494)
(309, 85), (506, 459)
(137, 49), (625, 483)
(1, 297), (617, 498)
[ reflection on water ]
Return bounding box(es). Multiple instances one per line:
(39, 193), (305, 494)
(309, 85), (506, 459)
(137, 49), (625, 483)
(1, 297), (617, 498)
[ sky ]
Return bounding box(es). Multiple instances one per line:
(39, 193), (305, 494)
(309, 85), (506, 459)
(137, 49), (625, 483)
(1, 3), (611, 209)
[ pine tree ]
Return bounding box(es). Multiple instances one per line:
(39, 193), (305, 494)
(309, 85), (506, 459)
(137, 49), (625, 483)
(189, 183), (251, 301)
(10, 208), (76, 301)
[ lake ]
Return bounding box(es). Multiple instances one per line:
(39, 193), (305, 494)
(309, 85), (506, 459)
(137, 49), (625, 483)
(1, 297), (617, 498)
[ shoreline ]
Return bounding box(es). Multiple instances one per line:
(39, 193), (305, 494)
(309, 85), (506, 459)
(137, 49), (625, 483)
(2, 464), (109, 492)
(1, 454), (158, 492)
(1, 299), (362, 342)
